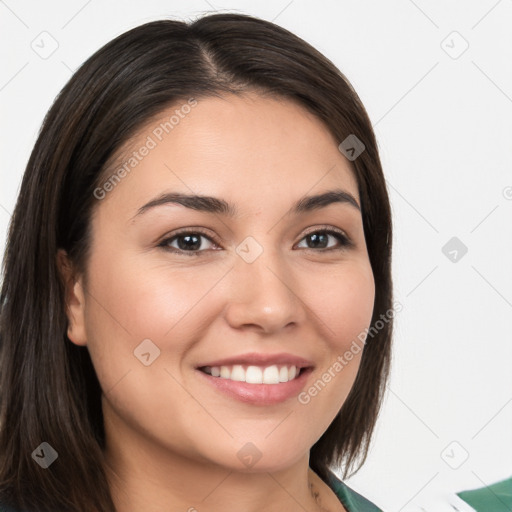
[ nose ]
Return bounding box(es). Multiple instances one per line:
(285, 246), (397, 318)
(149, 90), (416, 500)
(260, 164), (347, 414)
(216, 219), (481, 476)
(223, 244), (307, 334)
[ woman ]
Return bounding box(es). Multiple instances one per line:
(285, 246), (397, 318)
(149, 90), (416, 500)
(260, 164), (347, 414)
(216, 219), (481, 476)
(0, 13), (393, 512)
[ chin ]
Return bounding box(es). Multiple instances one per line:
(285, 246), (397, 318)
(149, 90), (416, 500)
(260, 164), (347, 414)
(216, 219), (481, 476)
(214, 440), (310, 474)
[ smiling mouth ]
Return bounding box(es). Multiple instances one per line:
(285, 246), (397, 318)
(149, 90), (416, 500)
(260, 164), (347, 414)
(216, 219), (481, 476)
(199, 364), (306, 384)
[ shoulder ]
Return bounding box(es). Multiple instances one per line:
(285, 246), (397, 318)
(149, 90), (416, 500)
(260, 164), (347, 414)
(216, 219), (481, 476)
(326, 469), (384, 512)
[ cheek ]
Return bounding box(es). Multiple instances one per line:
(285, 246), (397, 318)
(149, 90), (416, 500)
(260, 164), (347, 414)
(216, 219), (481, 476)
(80, 252), (224, 455)
(308, 261), (375, 351)
(295, 261), (375, 424)
(84, 249), (224, 338)
(81, 250), (230, 387)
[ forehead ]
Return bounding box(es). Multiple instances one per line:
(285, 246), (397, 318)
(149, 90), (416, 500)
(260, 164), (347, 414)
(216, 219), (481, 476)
(97, 92), (360, 217)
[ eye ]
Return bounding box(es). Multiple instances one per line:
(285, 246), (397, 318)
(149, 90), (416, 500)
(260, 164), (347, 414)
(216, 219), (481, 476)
(158, 229), (219, 256)
(295, 228), (352, 252)
(158, 226), (353, 256)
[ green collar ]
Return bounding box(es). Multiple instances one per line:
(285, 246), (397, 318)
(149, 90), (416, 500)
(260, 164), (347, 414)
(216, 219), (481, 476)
(326, 469), (383, 511)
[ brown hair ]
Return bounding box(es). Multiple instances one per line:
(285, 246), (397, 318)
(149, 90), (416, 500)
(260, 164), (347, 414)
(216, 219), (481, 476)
(0, 13), (393, 512)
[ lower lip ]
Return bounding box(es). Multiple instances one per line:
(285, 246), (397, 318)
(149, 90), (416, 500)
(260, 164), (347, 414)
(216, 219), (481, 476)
(196, 368), (313, 405)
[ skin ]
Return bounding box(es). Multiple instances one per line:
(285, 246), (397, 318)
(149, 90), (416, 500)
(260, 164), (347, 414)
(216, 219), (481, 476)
(58, 91), (375, 512)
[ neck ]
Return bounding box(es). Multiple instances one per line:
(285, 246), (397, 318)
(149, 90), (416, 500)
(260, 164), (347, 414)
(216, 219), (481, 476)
(103, 416), (330, 512)
(105, 451), (326, 512)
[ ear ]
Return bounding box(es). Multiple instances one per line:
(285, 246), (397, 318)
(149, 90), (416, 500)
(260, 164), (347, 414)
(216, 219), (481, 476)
(56, 249), (88, 346)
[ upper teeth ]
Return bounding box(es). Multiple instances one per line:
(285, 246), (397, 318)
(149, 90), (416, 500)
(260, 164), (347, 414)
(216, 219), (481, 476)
(202, 364), (299, 384)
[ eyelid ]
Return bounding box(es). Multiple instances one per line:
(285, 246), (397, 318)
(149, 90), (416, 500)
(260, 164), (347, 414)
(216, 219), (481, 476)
(157, 227), (221, 250)
(301, 225), (351, 243)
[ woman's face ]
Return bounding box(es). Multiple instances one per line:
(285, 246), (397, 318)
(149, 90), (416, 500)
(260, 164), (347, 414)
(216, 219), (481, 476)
(65, 91), (375, 473)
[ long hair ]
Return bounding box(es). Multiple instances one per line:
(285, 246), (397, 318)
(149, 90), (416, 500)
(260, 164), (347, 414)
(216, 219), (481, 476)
(0, 13), (393, 512)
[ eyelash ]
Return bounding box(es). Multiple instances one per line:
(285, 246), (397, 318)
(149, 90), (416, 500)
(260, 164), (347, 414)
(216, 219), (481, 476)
(157, 226), (353, 257)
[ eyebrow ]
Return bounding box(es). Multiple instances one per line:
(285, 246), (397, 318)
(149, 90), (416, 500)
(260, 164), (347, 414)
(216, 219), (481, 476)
(133, 188), (360, 219)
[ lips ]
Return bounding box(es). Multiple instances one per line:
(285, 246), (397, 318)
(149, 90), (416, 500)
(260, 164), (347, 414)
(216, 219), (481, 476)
(195, 352), (315, 405)
(196, 352), (314, 370)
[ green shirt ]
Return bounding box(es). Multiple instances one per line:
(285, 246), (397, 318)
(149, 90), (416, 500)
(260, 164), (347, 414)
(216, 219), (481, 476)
(327, 469), (383, 511)
(327, 473), (512, 512)
(456, 476), (512, 512)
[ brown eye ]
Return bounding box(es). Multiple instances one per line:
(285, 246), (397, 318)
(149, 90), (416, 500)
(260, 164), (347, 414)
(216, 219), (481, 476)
(158, 230), (218, 256)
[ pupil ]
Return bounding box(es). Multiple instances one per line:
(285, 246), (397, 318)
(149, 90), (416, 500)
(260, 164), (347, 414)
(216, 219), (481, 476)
(178, 234), (201, 251)
(308, 233), (327, 249)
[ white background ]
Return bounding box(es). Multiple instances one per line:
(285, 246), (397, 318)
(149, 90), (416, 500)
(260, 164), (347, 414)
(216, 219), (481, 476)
(1, 1), (511, 510)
